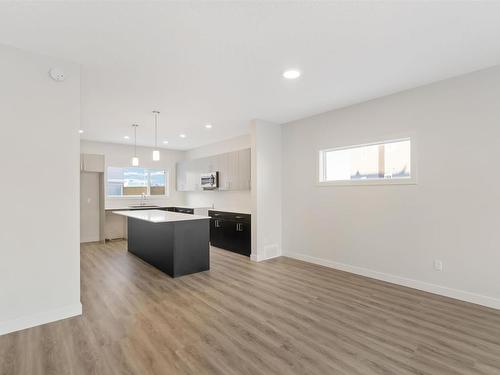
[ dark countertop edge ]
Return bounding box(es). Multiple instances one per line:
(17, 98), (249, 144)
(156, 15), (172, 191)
(208, 209), (252, 216)
(106, 206), (203, 212)
(105, 206), (170, 212)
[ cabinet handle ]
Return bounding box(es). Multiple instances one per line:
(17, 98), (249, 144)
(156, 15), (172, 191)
(236, 223), (243, 232)
(215, 219), (220, 228)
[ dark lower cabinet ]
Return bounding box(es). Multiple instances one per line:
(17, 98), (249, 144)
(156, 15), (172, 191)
(209, 216), (225, 248)
(208, 211), (251, 256)
(175, 207), (194, 214)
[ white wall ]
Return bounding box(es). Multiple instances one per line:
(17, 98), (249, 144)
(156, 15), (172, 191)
(80, 140), (187, 208)
(282, 66), (500, 308)
(184, 135), (252, 213)
(186, 134), (251, 160)
(0, 45), (81, 334)
(80, 172), (101, 243)
(251, 120), (282, 261)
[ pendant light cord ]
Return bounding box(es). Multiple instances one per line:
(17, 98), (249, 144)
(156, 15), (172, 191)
(153, 111), (159, 148)
(133, 124), (138, 157)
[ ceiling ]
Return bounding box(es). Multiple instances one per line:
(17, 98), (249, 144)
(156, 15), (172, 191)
(1, 1), (500, 150)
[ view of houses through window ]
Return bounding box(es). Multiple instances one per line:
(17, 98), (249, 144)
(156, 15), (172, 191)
(319, 139), (411, 183)
(107, 167), (167, 196)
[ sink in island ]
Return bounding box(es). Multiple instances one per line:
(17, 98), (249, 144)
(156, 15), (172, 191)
(112, 209), (210, 278)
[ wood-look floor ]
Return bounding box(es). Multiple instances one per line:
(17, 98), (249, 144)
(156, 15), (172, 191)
(2, 241), (500, 375)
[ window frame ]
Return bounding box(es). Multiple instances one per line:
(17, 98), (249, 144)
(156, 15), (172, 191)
(317, 137), (417, 187)
(106, 167), (170, 198)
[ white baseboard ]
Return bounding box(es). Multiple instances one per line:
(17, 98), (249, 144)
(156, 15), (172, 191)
(284, 251), (500, 310)
(0, 302), (82, 336)
(251, 252), (281, 262)
(251, 243), (282, 262)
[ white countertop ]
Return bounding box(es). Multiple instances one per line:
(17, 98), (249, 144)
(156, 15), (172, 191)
(112, 209), (210, 223)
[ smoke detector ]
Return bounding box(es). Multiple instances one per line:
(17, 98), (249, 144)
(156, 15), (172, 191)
(49, 68), (66, 82)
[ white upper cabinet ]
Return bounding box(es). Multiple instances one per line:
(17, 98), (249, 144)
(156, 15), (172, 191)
(217, 152), (230, 190)
(81, 153), (105, 173)
(176, 148), (251, 192)
(237, 149), (251, 190)
(176, 160), (188, 191)
(176, 157), (205, 192)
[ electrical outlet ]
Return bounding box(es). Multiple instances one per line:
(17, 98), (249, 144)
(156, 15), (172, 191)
(433, 260), (443, 272)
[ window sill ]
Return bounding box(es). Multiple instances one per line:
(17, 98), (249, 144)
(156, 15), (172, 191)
(107, 195), (169, 199)
(317, 178), (417, 187)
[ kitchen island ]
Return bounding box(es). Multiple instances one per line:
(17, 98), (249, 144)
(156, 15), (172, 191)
(104, 205), (211, 241)
(112, 209), (210, 278)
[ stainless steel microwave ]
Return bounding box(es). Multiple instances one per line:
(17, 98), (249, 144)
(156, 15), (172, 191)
(201, 172), (219, 189)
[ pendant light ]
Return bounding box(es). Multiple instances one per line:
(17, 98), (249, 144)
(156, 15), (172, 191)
(152, 110), (160, 161)
(131, 124), (139, 166)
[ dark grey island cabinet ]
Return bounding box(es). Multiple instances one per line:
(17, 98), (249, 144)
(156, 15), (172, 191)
(113, 210), (210, 278)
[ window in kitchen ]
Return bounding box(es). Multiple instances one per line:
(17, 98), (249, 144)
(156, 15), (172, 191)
(318, 138), (414, 185)
(107, 167), (168, 196)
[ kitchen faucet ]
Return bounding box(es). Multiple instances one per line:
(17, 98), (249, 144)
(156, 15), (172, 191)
(140, 192), (148, 206)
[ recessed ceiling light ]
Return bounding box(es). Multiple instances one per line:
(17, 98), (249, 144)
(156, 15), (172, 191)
(163, 140), (169, 144)
(179, 134), (187, 138)
(283, 69), (301, 79)
(123, 135), (130, 140)
(78, 129), (84, 134)
(205, 123), (212, 129)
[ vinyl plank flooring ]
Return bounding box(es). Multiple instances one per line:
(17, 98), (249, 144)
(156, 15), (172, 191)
(1, 240), (500, 375)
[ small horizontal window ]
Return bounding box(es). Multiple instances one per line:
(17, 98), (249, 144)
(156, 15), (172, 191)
(107, 167), (168, 197)
(319, 139), (412, 184)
